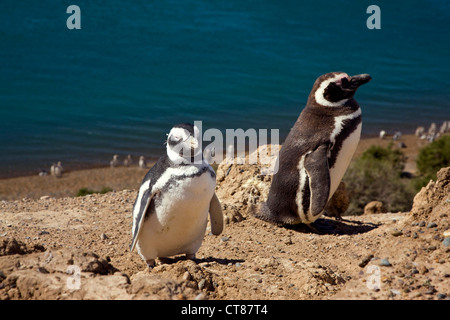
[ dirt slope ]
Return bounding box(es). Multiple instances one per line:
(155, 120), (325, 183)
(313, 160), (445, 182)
(0, 154), (448, 300)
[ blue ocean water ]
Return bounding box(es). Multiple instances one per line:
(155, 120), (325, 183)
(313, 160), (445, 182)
(0, 1), (449, 177)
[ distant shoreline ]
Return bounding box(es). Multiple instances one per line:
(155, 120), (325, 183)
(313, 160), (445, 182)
(0, 128), (417, 180)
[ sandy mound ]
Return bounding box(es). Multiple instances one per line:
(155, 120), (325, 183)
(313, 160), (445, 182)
(407, 167), (450, 224)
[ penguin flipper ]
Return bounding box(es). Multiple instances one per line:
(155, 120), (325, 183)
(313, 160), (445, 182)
(209, 193), (223, 235)
(130, 178), (155, 252)
(304, 144), (331, 217)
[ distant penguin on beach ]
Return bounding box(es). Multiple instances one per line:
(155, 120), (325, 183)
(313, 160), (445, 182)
(38, 170), (48, 177)
(50, 163), (56, 176)
(439, 121), (448, 134)
(124, 154), (132, 167)
(415, 126), (425, 138)
(250, 72), (371, 225)
(428, 123), (437, 136)
(138, 156), (147, 169)
(110, 154), (119, 168)
(427, 123), (437, 142)
(54, 161), (63, 178)
(130, 123), (223, 269)
(379, 130), (387, 139)
(393, 130), (402, 141)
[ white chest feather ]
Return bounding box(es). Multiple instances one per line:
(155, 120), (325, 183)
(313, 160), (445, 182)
(137, 171), (215, 260)
(328, 119), (361, 199)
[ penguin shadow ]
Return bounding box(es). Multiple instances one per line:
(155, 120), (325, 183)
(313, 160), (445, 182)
(284, 217), (380, 235)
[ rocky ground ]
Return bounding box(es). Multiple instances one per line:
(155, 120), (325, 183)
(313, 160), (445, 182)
(0, 142), (448, 300)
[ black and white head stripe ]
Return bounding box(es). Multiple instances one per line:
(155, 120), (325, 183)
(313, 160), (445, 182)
(314, 72), (350, 107)
(166, 123), (202, 164)
(313, 72), (372, 108)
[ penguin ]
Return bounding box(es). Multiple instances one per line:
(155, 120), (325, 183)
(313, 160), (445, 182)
(138, 155), (147, 169)
(50, 163), (56, 176)
(415, 126), (425, 138)
(124, 154), (132, 167)
(130, 123), (224, 269)
(110, 154), (119, 168)
(54, 161), (63, 178)
(38, 170), (48, 177)
(393, 130), (402, 141)
(251, 72), (371, 225)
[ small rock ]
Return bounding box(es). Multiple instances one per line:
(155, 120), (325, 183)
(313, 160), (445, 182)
(359, 254), (374, 268)
(36, 267), (49, 274)
(100, 233), (108, 240)
(427, 222), (438, 228)
(221, 236), (230, 242)
(40, 195), (50, 200)
(419, 266), (428, 274)
(425, 286), (437, 295)
(443, 229), (450, 237)
(437, 293), (447, 300)
(182, 271), (191, 281)
(198, 279), (206, 290)
(442, 237), (450, 247)
(38, 230), (50, 236)
(195, 292), (206, 300)
(364, 201), (386, 215)
(419, 221), (426, 227)
(390, 229), (403, 237)
(390, 289), (401, 296)
(379, 258), (392, 266)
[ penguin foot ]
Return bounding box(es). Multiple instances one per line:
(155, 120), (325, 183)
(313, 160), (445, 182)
(248, 203), (274, 223)
(249, 203), (300, 226)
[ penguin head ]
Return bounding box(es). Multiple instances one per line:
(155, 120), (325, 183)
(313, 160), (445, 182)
(310, 72), (371, 107)
(166, 123), (202, 164)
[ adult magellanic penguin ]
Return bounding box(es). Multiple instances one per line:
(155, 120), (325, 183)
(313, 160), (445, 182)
(251, 72), (371, 225)
(130, 123), (223, 268)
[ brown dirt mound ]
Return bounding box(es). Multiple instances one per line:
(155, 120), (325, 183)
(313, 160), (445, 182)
(407, 167), (450, 224)
(0, 152), (448, 300)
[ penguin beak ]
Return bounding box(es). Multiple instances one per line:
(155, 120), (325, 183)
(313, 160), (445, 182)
(348, 74), (371, 89)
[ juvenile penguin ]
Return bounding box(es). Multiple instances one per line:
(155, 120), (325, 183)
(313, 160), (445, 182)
(130, 123), (224, 268)
(252, 72), (371, 225)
